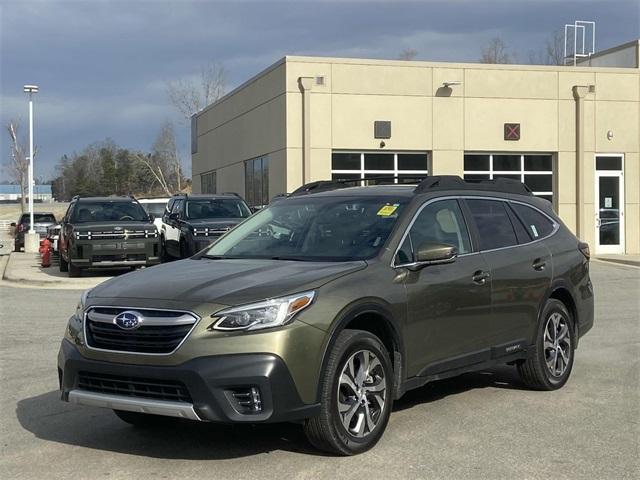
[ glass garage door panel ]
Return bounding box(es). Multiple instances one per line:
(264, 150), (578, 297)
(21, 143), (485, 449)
(331, 151), (429, 184)
(598, 176), (620, 246)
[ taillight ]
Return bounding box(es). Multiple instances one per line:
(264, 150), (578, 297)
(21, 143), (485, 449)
(578, 241), (590, 260)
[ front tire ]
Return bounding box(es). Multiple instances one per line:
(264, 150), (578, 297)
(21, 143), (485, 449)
(518, 299), (575, 390)
(59, 253), (69, 272)
(68, 261), (82, 277)
(304, 329), (393, 455)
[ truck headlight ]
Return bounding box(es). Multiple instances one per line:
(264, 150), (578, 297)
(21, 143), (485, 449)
(209, 291), (316, 332)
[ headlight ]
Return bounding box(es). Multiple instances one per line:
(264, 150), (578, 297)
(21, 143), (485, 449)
(75, 288), (91, 317)
(209, 291), (316, 332)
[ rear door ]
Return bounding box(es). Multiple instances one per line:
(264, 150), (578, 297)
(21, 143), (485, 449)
(398, 198), (493, 376)
(463, 198), (552, 351)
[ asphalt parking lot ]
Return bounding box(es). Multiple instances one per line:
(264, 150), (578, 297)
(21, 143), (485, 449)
(1, 261), (638, 480)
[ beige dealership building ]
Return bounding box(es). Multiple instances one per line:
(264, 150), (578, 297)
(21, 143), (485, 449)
(192, 44), (640, 255)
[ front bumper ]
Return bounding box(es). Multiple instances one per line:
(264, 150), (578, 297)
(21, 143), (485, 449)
(58, 339), (320, 423)
(70, 238), (160, 268)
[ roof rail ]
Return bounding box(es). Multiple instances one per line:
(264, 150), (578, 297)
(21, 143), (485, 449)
(413, 176), (532, 196)
(221, 192), (241, 197)
(290, 175), (429, 197)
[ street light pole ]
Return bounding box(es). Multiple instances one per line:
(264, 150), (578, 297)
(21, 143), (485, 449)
(23, 84), (39, 253)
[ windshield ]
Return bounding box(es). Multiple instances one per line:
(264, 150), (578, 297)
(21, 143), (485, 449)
(203, 196), (408, 261)
(141, 201), (167, 217)
(186, 199), (251, 219)
(20, 213), (56, 224)
(71, 201), (150, 223)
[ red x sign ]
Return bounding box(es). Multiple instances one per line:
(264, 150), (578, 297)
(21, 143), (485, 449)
(504, 123), (520, 141)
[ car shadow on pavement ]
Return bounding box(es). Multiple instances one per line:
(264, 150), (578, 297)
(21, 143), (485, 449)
(17, 366), (525, 459)
(16, 390), (322, 459)
(393, 365), (527, 412)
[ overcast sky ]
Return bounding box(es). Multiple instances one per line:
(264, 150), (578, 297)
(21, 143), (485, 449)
(1, 0), (638, 182)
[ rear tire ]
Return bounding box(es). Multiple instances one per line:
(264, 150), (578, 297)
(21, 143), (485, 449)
(518, 299), (575, 391)
(304, 329), (393, 455)
(113, 410), (172, 427)
(68, 261), (82, 278)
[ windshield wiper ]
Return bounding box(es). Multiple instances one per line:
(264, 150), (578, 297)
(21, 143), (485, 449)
(269, 256), (308, 261)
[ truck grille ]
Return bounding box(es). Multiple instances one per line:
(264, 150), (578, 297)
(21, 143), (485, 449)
(78, 372), (192, 403)
(85, 307), (198, 354)
(76, 230), (158, 240)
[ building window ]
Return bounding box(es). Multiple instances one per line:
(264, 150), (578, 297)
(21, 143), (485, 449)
(201, 171), (217, 194)
(331, 152), (429, 184)
(463, 153), (554, 203)
(245, 155), (269, 206)
(191, 115), (198, 154)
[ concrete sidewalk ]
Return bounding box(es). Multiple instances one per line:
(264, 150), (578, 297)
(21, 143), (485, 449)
(1, 252), (125, 290)
(594, 254), (640, 268)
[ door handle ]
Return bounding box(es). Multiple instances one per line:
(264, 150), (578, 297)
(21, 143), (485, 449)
(532, 259), (546, 271)
(472, 270), (490, 285)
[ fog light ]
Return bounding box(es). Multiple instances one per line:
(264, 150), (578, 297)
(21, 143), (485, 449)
(228, 386), (263, 414)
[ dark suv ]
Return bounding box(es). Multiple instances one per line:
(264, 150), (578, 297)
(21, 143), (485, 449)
(58, 196), (160, 277)
(58, 176), (593, 455)
(161, 193), (251, 259)
(12, 212), (57, 251)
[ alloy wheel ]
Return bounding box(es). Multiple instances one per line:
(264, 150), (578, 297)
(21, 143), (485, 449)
(543, 312), (572, 377)
(337, 349), (387, 438)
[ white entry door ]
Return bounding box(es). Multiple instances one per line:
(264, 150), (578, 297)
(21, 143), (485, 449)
(594, 155), (625, 255)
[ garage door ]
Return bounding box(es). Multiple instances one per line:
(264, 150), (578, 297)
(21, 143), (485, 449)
(331, 151), (429, 184)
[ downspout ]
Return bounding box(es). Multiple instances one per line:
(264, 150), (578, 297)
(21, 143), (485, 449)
(572, 85), (594, 239)
(298, 77), (314, 184)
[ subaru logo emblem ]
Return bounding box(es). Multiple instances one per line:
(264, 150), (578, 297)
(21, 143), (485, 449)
(114, 310), (142, 330)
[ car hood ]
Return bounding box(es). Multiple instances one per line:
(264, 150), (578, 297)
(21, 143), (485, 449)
(89, 258), (366, 305)
(73, 222), (156, 232)
(185, 218), (243, 228)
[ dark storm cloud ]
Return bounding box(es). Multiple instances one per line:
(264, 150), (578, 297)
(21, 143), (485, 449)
(1, 0), (638, 180)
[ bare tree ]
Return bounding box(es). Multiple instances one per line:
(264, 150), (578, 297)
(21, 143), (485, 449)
(480, 37), (514, 64)
(167, 62), (228, 119)
(136, 122), (185, 196)
(397, 48), (418, 61)
(529, 29), (566, 65)
(6, 121), (29, 212)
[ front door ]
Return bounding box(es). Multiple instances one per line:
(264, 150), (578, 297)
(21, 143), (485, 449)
(595, 155), (625, 255)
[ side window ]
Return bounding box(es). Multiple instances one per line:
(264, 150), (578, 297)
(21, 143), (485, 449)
(165, 199), (175, 216)
(65, 203), (75, 223)
(466, 199), (517, 250)
(399, 199), (471, 263)
(511, 203), (555, 239)
(396, 236), (413, 264)
(171, 200), (183, 216)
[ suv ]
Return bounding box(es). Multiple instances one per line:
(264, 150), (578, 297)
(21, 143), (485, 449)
(161, 193), (251, 259)
(12, 212), (57, 251)
(58, 196), (160, 277)
(58, 176), (594, 455)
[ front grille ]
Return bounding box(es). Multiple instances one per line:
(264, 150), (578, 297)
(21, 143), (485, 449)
(85, 307), (198, 354)
(78, 371), (192, 402)
(76, 230), (158, 240)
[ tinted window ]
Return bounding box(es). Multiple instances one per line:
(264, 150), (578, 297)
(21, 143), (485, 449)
(20, 213), (56, 224)
(405, 199), (471, 259)
(71, 201), (149, 223)
(511, 203), (555, 239)
(466, 199), (517, 250)
(185, 199), (251, 219)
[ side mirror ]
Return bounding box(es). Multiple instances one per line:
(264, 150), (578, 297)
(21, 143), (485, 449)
(169, 212), (179, 221)
(148, 213), (154, 222)
(405, 242), (458, 271)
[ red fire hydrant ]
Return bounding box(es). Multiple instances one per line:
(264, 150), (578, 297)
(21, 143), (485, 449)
(39, 238), (52, 268)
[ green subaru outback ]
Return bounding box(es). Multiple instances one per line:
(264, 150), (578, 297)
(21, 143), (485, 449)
(58, 176), (594, 455)
(58, 196), (160, 277)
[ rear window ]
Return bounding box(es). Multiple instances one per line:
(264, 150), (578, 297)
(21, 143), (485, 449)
(511, 203), (555, 239)
(20, 213), (56, 224)
(466, 199), (518, 250)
